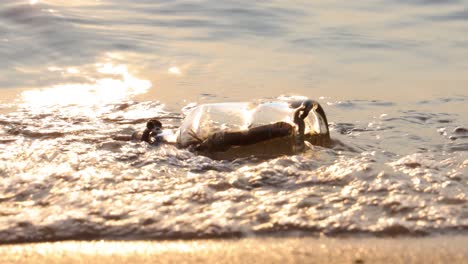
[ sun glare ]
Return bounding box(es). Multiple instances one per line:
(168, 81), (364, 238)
(29, 0), (38, 5)
(67, 67), (80, 74)
(168, 66), (181, 75)
(21, 64), (151, 108)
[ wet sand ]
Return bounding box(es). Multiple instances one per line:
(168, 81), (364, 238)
(1, 236), (467, 264)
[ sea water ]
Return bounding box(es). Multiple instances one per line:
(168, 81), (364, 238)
(0, 0), (467, 243)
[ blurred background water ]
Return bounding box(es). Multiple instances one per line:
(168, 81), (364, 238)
(0, 0), (467, 243)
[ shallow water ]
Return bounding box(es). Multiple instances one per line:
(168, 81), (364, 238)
(0, 0), (467, 243)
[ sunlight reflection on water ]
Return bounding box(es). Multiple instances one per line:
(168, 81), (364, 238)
(21, 63), (151, 107)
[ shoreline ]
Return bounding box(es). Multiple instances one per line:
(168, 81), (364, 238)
(1, 235), (467, 264)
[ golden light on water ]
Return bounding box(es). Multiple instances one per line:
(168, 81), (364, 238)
(21, 63), (151, 107)
(66, 67), (80, 74)
(168, 66), (182, 75)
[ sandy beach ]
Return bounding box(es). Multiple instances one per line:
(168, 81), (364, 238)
(1, 236), (467, 264)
